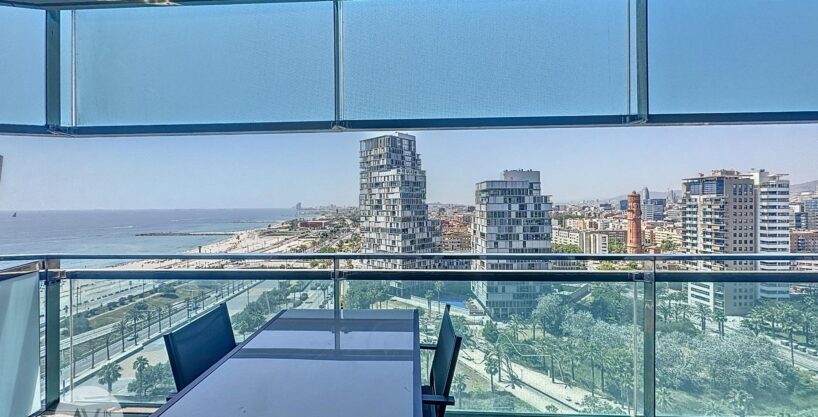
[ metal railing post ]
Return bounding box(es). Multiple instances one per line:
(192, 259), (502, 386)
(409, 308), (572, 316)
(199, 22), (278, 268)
(43, 258), (61, 409)
(332, 257), (341, 311)
(643, 258), (656, 417)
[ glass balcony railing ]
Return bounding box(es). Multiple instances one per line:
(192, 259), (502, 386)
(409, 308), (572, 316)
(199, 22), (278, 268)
(2, 253), (818, 417)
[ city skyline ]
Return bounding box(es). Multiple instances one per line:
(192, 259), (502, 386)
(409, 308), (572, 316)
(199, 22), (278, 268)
(2, 123), (818, 210)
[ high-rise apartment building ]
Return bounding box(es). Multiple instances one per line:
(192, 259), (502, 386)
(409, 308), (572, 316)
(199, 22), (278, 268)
(471, 170), (552, 319)
(743, 170), (790, 299)
(359, 134), (440, 288)
(682, 170), (758, 315)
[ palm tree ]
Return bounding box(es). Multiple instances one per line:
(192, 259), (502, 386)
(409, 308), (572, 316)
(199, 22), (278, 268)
(452, 374), (468, 406)
(425, 290), (434, 313)
(741, 316), (763, 336)
(103, 332), (112, 360)
(97, 362), (122, 394)
(677, 304), (692, 322)
(116, 321), (128, 352)
(528, 315), (538, 341)
(489, 341), (506, 382)
(127, 309), (144, 346)
(656, 387), (675, 412)
(694, 304), (711, 333)
(658, 303), (673, 322)
(509, 314), (524, 342)
(484, 356), (499, 392)
(703, 400), (724, 416)
(88, 338), (98, 368)
(434, 281), (444, 313)
(781, 316), (799, 366)
(133, 356), (149, 374)
(727, 389), (753, 417)
(802, 311), (816, 346)
(713, 310), (726, 338)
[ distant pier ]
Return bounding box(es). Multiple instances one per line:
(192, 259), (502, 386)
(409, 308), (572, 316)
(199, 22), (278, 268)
(136, 232), (238, 237)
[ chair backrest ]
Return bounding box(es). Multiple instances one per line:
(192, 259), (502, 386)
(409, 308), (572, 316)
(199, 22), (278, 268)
(164, 303), (237, 391)
(429, 304), (463, 417)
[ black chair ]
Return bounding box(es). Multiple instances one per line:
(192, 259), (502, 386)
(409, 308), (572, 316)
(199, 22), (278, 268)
(420, 304), (463, 417)
(164, 303), (237, 391)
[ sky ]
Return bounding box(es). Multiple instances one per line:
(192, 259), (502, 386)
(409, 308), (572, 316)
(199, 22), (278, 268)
(2, 1), (818, 210)
(2, 124), (818, 210)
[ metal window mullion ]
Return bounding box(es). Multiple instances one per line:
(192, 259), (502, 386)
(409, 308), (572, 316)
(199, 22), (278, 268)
(332, 0), (344, 128)
(635, 0), (649, 122)
(44, 11), (60, 130)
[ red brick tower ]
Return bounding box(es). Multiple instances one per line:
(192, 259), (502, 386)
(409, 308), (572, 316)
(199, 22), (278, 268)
(627, 191), (643, 254)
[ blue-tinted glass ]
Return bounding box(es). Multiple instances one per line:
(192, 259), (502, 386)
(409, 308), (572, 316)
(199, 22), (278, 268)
(650, 0), (818, 114)
(0, 7), (44, 125)
(72, 3), (334, 126)
(342, 0), (630, 120)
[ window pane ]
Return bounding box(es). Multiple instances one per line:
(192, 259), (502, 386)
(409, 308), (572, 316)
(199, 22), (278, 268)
(342, 0), (631, 120)
(71, 3), (334, 126)
(649, 0), (818, 114)
(0, 7), (44, 125)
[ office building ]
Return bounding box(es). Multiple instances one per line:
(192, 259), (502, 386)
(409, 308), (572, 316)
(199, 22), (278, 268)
(806, 198), (818, 230)
(791, 202), (808, 230)
(640, 187), (650, 203)
(471, 170), (552, 319)
(642, 198), (667, 221)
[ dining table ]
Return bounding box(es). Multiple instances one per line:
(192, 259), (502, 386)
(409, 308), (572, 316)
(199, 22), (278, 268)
(152, 308), (421, 417)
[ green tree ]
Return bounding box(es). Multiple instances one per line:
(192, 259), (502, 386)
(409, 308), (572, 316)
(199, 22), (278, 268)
(484, 356), (499, 392)
(552, 243), (582, 254)
(533, 293), (569, 335)
(608, 239), (626, 254)
(434, 281), (444, 313)
(597, 261), (616, 271)
(694, 304), (711, 333)
(713, 310), (726, 338)
(116, 321), (127, 352)
(425, 290), (434, 312)
(509, 314), (524, 342)
(452, 373), (468, 406)
(134, 356), (149, 375)
(660, 239), (680, 253)
(128, 359), (174, 400)
(656, 387), (675, 412)
(482, 320), (500, 344)
(97, 362), (122, 394)
(781, 313), (799, 367)
(727, 389), (753, 417)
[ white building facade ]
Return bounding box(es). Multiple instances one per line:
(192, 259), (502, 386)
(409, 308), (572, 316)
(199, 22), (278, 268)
(470, 170), (552, 319)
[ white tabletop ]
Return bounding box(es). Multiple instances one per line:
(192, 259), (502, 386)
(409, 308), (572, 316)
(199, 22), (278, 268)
(153, 309), (421, 417)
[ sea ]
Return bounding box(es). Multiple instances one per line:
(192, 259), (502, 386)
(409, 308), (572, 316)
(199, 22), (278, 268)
(0, 208), (298, 269)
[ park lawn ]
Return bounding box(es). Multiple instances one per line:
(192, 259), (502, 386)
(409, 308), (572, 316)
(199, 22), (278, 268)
(659, 380), (818, 416)
(452, 360), (539, 413)
(87, 284), (208, 329)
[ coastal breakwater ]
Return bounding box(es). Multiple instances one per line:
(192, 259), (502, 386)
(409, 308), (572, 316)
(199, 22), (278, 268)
(136, 231), (238, 237)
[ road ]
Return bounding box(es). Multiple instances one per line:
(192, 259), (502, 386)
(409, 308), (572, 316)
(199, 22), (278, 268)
(62, 281), (253, 384)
